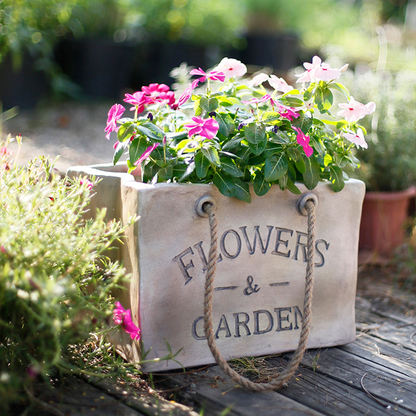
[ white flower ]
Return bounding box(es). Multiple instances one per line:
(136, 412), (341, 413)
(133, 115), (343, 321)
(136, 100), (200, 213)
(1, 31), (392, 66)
(343, 129), (368, 149)
(214, 58), (247, 78)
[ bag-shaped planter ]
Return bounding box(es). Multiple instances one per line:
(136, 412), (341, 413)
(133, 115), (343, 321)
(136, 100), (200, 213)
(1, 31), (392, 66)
(68, 164), (365, 373)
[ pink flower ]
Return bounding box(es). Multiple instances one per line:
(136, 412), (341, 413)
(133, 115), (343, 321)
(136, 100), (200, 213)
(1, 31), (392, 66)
(337, 97), (376, 122)
(190, 68), (225, 83)
(213, 57), (247, 78)
(124, 91), (148, 112)
(171, 84), (194, 110)
(276, 104), (300, 121)
(343, 129), (368, 149)
(105, 104), (125, 140)
(293, 126), (313, 157)
(297, 56), (341, 83)
(0, 147), (12, 156)
(113, 301), (140, 340)
(142, 83), (175, 106)
(184, 116), (220, 140)
(268, 75), (294, 93)
(80, 178), (93, 190)
(134, 143), (159, 166)
(243, 94), (274, 106)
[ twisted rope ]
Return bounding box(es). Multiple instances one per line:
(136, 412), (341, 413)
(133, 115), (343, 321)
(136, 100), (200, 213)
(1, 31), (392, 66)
(202, 199), (316, 391)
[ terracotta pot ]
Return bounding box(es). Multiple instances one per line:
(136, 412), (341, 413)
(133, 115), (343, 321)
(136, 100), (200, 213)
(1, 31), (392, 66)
(359, 187), (416, 256)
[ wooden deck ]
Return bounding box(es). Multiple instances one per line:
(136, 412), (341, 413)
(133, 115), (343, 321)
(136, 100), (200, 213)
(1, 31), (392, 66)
(33, 288), (416, 416)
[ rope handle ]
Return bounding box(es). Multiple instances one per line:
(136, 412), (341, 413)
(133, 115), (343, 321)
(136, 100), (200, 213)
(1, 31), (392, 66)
(199, 194), (317, 391)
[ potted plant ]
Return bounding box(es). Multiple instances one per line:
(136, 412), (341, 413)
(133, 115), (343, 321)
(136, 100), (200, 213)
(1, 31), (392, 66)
(345, 68), (416, 257)
(68, 56), (374, 375)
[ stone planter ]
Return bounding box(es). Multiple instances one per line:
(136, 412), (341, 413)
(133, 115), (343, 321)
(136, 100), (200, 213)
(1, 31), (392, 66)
(68, 164), (365, 372)
(359, 187), (416, 256)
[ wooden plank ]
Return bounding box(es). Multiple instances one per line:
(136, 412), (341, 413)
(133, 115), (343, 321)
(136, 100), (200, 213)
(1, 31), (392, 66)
(33, 375), (144, 416)
(86, 376), (200, 416)
(155, 366), (326, 416)
(340, 333), (416, 378)
(286, 346), (416, 413)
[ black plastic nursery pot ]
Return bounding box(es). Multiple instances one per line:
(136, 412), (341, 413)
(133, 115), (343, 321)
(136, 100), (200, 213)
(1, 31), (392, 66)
(0, 51), (49, 110)
(55, 37), (137, 100)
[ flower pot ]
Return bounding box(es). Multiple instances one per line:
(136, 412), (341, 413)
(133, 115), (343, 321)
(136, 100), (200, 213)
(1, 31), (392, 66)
(0, 51), (49, 110)
(68, 164), (365, 372)
(55, 37), (136, 99)
(359, 187), (416, 256)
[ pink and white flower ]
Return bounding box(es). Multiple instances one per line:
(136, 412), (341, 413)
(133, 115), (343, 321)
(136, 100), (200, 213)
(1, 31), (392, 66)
(142, 83), (175, 106)
(213, 57), (247, 78)
(190, 68), (225, 83)
(268, 75), (294, 93)
(105, 104), (125, 140)
(113, 301), (140, 340)
(184, 116), (219, 140)
(343, 129), (368, 149)
(242, 94), (274, 106)
(276, 103), (300, 121)
(134, 143), (160, 166)
(337, 97), (376, 122)
(124, 91), (148, 112)
(297, 56), (342, 83)
(247, 73), (270, 87)
(293, 126), (313, 157)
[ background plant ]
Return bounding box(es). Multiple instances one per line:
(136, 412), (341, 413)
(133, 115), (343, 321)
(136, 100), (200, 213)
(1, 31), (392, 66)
(344, 67), (416, 191)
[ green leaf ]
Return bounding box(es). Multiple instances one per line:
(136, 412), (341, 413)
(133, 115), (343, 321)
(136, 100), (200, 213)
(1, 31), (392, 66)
(324, 154), (333, 166)
(113, 141), (127, 165)
(117, 122), (135, 142)
(195, 152), (210, 179)
(329, 165), (345, 192)
(213, 173), (251, 202)
(232, 178), (251, 203)
(136, 122), (165, 141)
(262, 111), (281, 124)
(213, 172), (237, 198)
(200, 97), (219, 113)
(279, 96), (304, 107)
(244, 124), (266, 144)
(253, 171), (271, 196)
(129, 137), (148, 165)
(264, 154), (288, 182)
(248, 139), (267, 156)
(178, 162), (196, 181)
(222, 134), (243, 151)
(127, 159), (137, 174)
(302, 156), (320, 190)
(315, 87), (333, 113)
(220, 159), (244, 177)
(286, 178), (302, 194)
(287, 147), (302, 162)
(159, 164), (174, 181)
(270, 130), (290, 144)
(216, 113), (235, 137)
(330, 82), (350, 99)
(201, 146), (220, 166)
(295, 157), (306, 174)
(278, 173), (288, 190)
(166, 131), (188, 141)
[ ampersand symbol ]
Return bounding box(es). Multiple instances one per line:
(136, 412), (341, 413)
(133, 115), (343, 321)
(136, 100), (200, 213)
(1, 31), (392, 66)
(243, 275), (260, 296)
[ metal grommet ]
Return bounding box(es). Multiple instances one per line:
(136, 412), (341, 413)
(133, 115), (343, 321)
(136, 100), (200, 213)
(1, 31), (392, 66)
(297, 193), (318, 216)
(195, 194), (216, 217)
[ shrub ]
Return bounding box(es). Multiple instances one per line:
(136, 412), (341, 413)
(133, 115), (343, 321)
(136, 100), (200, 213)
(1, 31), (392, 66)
(0, 147), (131, 413)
